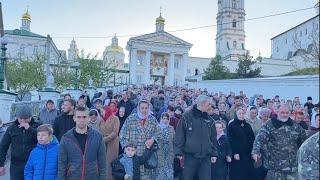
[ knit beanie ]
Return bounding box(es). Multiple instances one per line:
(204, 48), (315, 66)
(16, 105), (32, 119)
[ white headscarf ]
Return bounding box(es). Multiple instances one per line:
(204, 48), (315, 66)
(310, 107), (318, 128)
(245, 106), (258, 122)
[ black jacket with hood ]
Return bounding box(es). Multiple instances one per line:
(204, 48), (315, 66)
(174, 105), (218, 158)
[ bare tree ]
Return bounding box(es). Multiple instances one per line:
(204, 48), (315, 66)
(292, 25), (320, 68)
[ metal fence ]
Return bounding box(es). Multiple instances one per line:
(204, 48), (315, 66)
(10, 100), (46, 121)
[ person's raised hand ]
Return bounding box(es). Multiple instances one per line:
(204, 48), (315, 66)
(19, 122), (30, 130)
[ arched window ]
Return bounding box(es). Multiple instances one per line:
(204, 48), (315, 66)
(233, 41), (237, 48)
(232, 20), (237, 28)
(232, 0), (237, 8)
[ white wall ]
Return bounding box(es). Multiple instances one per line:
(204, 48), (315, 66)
(188, 75), (320, 102)
(271, 15), (319, 60)
(188, 57), (211, 76)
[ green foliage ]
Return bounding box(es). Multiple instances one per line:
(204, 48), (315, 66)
(51, 64), (74, 91)
(203, 55), (232, 80)
(77, 53), (120, 89)
(7, 56), (46, 100)
(235, 52), (261, 79)
(283, 68), (319, 76)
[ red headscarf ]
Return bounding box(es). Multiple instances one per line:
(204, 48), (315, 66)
(109, 100), (118, 116)
(103, 106), (113, 121)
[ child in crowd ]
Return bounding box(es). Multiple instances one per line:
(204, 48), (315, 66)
(211, 120), (232, 180)
(112, 142), (152, 180)
(24, 124), (59, 180)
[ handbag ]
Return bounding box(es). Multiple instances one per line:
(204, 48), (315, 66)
(144, 142), (159, 169)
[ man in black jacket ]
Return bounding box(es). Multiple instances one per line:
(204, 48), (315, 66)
(174, 95), (218, 180)
(117, 91), (135, 116)
(0, 105), (41, 180)
(53, 99), (76, 141)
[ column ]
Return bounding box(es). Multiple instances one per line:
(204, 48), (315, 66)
(182, 53), (188, 85)
(129, 48), (137, 84)
(0, 92), (17, 123)
(144, 50), (151, 85)
(168, 52), (175, 86)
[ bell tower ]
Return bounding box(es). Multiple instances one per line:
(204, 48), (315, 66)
(216, 0), (248, 60)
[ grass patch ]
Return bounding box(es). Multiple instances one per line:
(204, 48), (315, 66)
(283, 68), (319, 76)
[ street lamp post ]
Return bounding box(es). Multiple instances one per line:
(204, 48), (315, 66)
(88, 79), (93, 89)
(113, 73), (116, 86)
(0, 36), (8, 91)
(71, 61), (80, 89)
(100, 69), (104, 87)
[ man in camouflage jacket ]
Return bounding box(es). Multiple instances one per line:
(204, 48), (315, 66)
(298, 132), (319, 179)
(252, 105), (307, 180)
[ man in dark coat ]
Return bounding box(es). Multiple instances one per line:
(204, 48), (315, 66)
(53, 99), (76, 141)
(174, 95), (218, 180)
(0, 105), (41, 180)
(58, 106), (107, 180)
(117, 91), (135, 116)
(153, 90), (165, 115)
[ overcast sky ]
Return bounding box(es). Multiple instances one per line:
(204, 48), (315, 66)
(2, 0), (317, 61)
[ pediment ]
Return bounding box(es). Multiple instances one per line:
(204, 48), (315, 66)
(130, 32), (192, 47)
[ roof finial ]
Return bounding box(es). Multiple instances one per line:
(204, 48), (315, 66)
(26, 4), (29, 13)
(160, 6), (162, 16)
(114, 33), (117, 37)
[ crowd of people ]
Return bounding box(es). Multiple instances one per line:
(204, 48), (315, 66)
(0, 84), (319, 180)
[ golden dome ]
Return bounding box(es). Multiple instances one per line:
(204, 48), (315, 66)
(22, 10), (31, 21)
(156, 15), (165, 24)
(106, 45), (124, 53)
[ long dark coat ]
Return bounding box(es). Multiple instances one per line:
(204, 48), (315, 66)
(211, 134), (232, 180)
(227, 118), (255, 180)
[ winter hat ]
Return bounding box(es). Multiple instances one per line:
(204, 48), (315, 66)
(307, 96), (312, 101)
(158, 90), (164, 94)
(16, 105), (32, 119)
(259, 108), (271, 117)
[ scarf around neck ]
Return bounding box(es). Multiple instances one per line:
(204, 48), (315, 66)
(137, 106), (152, 120)
(159, 121), (169, 129)
(217, 131), (225, 140)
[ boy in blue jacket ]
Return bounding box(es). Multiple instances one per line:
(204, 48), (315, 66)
(24, 124), (59, 180)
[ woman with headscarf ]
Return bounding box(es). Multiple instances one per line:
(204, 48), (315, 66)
(88, 109), (102, 131)
(98, 105), (120, 180)
(155, 112), (175, 180)
(109, 100), (119, 116)
(227, 109), (255, 180)
(245, 106), (264, 137)
(119, 100), (162, 180)
(116, 106), (127, 155)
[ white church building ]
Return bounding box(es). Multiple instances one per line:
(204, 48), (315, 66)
(4, 10), (67, 64)
(8, 1), (318, 87)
